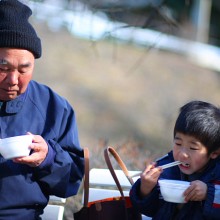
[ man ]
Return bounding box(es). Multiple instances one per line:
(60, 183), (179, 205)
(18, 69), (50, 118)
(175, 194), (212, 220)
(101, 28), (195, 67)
(0, 0), (84, 219)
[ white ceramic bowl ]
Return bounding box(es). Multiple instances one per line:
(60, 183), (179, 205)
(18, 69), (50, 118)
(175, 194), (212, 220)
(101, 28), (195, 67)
(158, 179), (190, 203)
(0, 135), (33, 159)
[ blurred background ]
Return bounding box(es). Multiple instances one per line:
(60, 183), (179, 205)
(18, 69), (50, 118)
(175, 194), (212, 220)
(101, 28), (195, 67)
(22, 0), (220, 219)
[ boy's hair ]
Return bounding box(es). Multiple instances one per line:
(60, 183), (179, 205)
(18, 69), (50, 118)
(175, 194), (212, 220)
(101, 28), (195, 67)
(174, 100), (220, 155)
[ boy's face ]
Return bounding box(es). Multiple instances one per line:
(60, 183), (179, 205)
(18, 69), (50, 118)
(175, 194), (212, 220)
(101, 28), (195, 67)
(173, 132), (218, 175)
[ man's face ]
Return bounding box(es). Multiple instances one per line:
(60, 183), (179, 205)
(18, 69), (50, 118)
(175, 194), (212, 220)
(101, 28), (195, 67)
(0, 48), (35, 101)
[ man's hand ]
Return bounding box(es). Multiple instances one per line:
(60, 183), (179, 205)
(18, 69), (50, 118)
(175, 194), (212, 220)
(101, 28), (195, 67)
(12, 132), (48, 167)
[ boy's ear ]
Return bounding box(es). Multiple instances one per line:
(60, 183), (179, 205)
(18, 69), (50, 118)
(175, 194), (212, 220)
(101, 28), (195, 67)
(210, 149), (220, 159)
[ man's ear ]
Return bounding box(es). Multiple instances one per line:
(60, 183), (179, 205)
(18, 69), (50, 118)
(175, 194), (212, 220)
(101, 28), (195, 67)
(210, 149), (220, 159)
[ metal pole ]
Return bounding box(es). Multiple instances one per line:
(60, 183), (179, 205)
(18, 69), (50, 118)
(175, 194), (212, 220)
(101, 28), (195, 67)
(196, 0), (212, 43)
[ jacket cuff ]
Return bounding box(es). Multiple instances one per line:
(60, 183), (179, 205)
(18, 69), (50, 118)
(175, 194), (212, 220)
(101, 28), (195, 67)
(38, 143), (55, 169)
(130, 178), (157, 205)
(203, 183), (216, 214)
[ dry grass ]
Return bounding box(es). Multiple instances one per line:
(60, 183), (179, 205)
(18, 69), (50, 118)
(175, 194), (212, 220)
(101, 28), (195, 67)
(32, 22), (220, 219)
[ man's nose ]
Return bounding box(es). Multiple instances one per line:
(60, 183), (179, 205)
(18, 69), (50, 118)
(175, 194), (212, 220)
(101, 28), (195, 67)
(6, 71), (19, 85)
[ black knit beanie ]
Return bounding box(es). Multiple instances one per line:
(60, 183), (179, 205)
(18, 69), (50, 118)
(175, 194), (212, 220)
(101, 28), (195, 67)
(0, 0), (42, 58)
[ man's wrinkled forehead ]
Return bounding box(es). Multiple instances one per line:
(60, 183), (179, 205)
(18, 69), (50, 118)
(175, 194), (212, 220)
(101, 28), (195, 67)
(0, 59), (7, 65)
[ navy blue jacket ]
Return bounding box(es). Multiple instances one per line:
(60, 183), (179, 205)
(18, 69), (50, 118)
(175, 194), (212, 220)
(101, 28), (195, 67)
(0, 81), (84, 219)
(130, 151), (220, 219)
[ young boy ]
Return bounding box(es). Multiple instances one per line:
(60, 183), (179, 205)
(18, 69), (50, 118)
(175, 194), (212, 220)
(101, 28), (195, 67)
(130, 100), (220, 219)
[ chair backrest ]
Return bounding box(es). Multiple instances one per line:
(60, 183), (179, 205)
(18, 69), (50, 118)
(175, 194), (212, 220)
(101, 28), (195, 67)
(89, 168), (140, 189)
(41, 196), (66, 220)
(87, 188), (130, 202)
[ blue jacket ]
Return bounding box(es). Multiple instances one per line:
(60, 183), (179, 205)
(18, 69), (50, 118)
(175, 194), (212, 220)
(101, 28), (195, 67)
(130, 151), (220, 219)
(0, 81), (84, 219)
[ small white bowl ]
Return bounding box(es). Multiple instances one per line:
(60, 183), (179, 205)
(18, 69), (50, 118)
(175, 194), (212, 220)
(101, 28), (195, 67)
(158, 179), (190, 203)
(0, 135), (33, 159)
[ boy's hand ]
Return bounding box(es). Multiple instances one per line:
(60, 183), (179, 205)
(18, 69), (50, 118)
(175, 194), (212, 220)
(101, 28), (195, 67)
(140, 162), (163, 198)
(184, 180), (207, 202)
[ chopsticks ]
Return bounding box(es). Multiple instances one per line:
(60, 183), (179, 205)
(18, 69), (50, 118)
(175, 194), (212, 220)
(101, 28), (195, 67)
(130, 161), (182, 178)
(160, 161), (182, 169)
